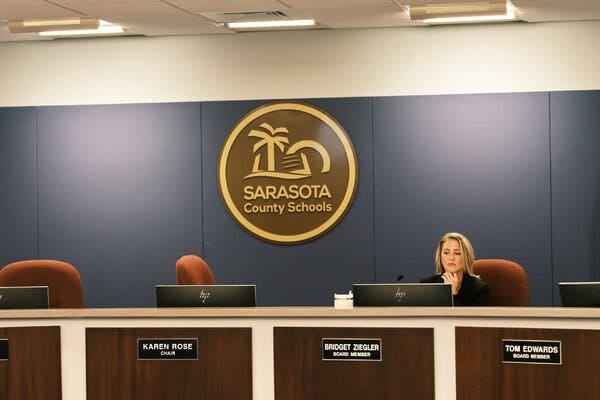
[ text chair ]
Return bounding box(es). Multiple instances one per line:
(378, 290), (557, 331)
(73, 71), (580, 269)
(176, 255), (216, 285)
(0, 259), (83, 308)
(473, 259), (529, 306)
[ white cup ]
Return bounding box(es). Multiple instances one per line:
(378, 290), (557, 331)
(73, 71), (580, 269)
(334, 292), (353, 309)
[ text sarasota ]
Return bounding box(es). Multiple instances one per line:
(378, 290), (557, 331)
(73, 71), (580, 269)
(243, 184), (333, 215)
(244, 184), (331, 200)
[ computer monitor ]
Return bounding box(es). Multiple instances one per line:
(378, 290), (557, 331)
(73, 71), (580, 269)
(0, 286), (49, 309)
(156, 285), (256, 307)
(559, 282), (600, 307)
(352, 283), (453, 307)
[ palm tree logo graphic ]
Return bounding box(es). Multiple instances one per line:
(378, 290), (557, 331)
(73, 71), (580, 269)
(245, 122), (331, 180)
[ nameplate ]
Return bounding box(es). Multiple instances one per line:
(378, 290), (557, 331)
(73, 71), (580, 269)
(502, 339), (562, 364)
(138, 338), (198, 360)
(322, 338), (382, 361)
(0, 339), (7, 361)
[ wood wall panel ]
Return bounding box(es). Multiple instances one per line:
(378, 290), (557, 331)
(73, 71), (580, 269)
(0, 326), (61, 400)
(86, 327), (252, 400)
(274, 327), (434, 400)
(456, 327), (600, 400)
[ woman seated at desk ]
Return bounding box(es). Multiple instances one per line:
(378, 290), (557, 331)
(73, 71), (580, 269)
(421, 232), (490, 306)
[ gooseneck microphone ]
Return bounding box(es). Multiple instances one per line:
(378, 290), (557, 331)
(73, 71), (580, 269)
(394, 274), (404, 283)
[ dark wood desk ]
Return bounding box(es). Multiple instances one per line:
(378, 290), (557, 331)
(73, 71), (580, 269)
(2, 307), (600, 400)
(0, 326), (61, 400)
(456, 326), (600, 400)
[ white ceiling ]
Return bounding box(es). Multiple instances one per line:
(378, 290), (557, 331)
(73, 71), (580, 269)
(0, 0), (599, 42)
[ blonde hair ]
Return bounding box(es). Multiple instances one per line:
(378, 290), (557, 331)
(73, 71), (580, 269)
(434, 232), (476, 276)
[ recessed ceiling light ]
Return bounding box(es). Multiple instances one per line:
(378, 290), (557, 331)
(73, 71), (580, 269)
(410, 1), (519, 25)
(226, 19), (315, 29)
(424, 8), (516, 24)
(39, 20), (124, 37)
(9, 17), (99, 33)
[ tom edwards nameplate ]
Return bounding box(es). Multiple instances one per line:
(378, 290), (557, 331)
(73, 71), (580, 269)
(502, 339), (562, 365)
(322, 338), (382, 361)
(0, 339), (7, 361)
(138, 338), (198, 360)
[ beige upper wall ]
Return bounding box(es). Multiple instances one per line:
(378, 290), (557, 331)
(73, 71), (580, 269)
(0, 20), (599, 107)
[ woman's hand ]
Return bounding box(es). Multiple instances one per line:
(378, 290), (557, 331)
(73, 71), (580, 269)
(442, 272), (461, 295)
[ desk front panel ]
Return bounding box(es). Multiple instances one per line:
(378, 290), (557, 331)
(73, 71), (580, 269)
(0, 326), (61, 400)
(86, 327), (252, 400)
(274, 326), (434, 400)
(456, 327), (600, 400)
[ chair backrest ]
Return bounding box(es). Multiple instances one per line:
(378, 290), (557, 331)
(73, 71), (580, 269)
(473, 259), (529, 306)
(176, 255), (216, 285)
(0, 259), (83, 308)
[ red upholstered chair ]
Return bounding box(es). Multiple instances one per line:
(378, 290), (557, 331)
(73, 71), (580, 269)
(0, 259), (83, 308)
(473, 259), (529, 306)
(176, 255), (216, 285)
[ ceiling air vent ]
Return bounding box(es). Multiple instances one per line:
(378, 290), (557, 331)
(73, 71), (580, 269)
(199, 11), (289, 24)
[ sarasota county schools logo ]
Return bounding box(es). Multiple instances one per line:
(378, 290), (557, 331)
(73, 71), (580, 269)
(218, 102), (358, 244)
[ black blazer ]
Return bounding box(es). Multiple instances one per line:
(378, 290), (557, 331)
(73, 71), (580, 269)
(420, 273), (490, 306)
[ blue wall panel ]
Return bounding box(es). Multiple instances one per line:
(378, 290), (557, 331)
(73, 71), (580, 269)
(373, 93), (552, 305)
(201, 99), (374, 306)
(550, 91), (600, 304)
(0, 107), (37, 265)
(36, 103), (203, 307)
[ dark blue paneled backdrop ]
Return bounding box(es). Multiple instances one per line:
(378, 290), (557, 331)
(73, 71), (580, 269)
(373, 93), (552, 306)
(0, 107), (37, 264)
(36, 103), (203, 307)
(0, 91), (598, 307)
(550, 91), (600, 304)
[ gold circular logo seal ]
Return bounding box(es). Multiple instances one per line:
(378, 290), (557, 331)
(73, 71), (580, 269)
(218, 102), (359, 244)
